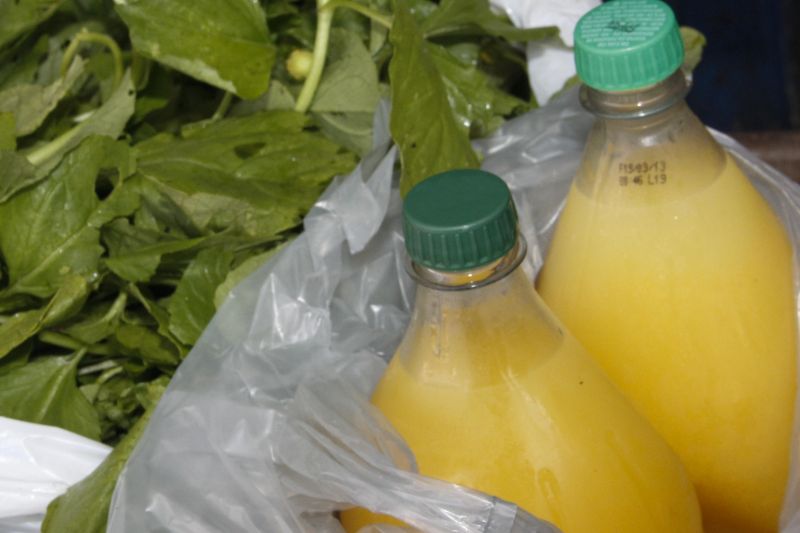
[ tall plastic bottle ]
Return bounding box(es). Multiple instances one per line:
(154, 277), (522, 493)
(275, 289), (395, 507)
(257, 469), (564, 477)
(340, 169), (702, 533)
(536, 2), (798, 532)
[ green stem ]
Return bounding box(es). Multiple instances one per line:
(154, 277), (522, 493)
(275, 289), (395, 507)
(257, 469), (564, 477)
(72, 347), (89, 365)
(295, 0), (392, 113)
(103, 292), (127, 323)
(61, 29), (124, 90)
(320, 0), (393, 28)
(25, 123), (82, 166)
(211, 91), (234, 121)
(96, 365), (124, 385)
(132, 52), (152, 91)
(78, 359), (122, 376)
(295, 0), (334, 113)
(39, 331), (114, 356)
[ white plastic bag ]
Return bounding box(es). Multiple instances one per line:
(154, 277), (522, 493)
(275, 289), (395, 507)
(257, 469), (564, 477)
(106, 86), (800, 532)
(0, 417), (110, 532)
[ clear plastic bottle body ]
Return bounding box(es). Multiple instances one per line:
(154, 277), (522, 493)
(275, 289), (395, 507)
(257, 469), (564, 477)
(538, 72), (798, 533)
(341, 240), (702, 533)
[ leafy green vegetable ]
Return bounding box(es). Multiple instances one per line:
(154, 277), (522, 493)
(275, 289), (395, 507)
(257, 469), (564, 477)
(429, 43), (529, 138)
(0, 136), (134, 300)
(25, 70), (136, 170)
(0, 0), (64, 49)
(389, 0), (480, 195)
(115, 0), (276, 99)
(0, 0), (621, 528)
(167, 248), (234, 345)
(0, 111), (15, 149)
(0, 274), (89, 358)
(103, 219), (205, 283)
(311, 29), (379, 113)
(0, 349), (101, 439)
(41, 377), (167, 533)
(0, 58), (84, 136)
(420, 0), (559, 42)
(0, 149), (36, 202)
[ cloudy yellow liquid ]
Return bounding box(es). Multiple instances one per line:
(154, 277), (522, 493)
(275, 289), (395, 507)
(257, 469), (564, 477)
(538, 152), (797, 533)
(340, 269), (702, 533)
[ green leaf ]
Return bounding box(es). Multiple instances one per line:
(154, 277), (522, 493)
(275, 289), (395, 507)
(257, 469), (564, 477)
(91, 374), (142, 442)
(132, 63), (174, 123)
(42, 379), (166, 533)
(420, 0), (559, 42)
(389, 0), (480, 196)
(313, 111), (374, 157)
(311, 29), (380, 114)
(124, 283), (188, 357)
(0, 58), (85, 136)
(115, 0), (276, 99)
(113, 324), (181, 366)
(24, 70), (136, 171)
(0, 149), (37, 203)
(103, 218), (205, 283)
(59, 292), (127, 344)
(429, 44), (528, 138)
(0, 275), (90, 359)
(0, 341), (32, 376)
(0, 351), (101, 440)
(168, 248), (233, 345)
(0, 136), (135, 300)
(231, 79), (297, 115)
(0, 35), (49, 90)
(134, 111), (356, 237)
(681, 26), (706, 72)
(0, 0), (64, 50)
(0, 111), (14, 149)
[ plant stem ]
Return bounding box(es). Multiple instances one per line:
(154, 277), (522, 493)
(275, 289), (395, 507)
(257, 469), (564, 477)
(25, 123), (82, 166)
(96, 365), (124, 385)
(295, 0), (334, 113)
(320, 0), (393, 28)
(39, 331), (114, 356)
(103, 292), (128, 323)
(211, 92), (234, 121)
(295, 0), (393, 113)
(61, 29), (124, 90)
(79, 359), (122, 376)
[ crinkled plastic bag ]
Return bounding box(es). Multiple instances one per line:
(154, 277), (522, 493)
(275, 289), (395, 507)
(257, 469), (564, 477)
(106, 90), (800, 532)
(0, 417), (110, 532)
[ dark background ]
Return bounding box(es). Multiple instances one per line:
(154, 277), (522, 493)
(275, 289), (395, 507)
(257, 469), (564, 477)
(663, 0), (799, 132)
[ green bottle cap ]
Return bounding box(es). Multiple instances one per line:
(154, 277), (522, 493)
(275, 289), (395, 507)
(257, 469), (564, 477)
(403, 169), (517, 271)
(574, 0), (684, 91)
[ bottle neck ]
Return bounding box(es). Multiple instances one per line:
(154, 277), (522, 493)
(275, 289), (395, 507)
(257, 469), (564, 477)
(575, 69), (726, 203)
(397, 237), (564, 387)
(407, 237), (527, 291)
(580, 69), (690, 120)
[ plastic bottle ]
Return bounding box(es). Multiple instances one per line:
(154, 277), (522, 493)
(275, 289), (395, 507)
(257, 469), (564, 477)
(340, 169), (702, 533)
(536, 2), (797, 532)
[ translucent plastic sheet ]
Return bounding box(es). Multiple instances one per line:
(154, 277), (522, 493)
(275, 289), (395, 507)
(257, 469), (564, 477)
(105, 90), (800, 532)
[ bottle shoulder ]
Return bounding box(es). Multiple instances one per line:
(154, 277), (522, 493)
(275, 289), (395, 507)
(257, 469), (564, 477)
(575, 104), (728, 204)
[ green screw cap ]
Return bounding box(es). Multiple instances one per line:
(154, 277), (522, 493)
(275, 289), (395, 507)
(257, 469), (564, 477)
(574, 0), (684, 91)
(403, 169), (517, 271)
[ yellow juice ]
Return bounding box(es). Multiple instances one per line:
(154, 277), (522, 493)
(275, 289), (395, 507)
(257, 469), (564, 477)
(538, 153), (797, 532)
(340, 268), (702, 533)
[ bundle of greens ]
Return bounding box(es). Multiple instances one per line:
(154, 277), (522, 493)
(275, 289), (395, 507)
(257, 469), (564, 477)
(0, 0), (564, 529)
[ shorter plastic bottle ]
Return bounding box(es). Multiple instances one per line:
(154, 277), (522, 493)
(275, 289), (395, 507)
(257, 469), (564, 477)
(339, 169), (702, 533)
